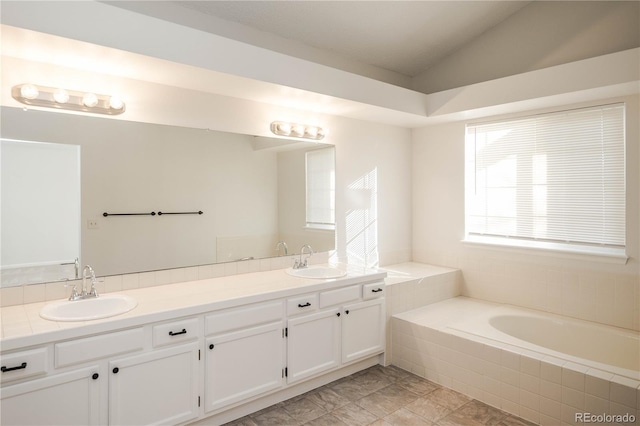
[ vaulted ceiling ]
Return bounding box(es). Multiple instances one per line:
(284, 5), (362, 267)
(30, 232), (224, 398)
(108, 1), (639, 93)
(172, 1), (530, 77)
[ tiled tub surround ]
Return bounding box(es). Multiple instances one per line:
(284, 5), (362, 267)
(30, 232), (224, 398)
(392, 297), (640, 426)
(0, 252), (330, 308)
(379, 262), (462, 364)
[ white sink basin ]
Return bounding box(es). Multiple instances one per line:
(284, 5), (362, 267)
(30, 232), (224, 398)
(286, 266), (347, 279)
(40, 294), (137, 322)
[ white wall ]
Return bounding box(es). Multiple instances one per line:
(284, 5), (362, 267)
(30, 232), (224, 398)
(332, 117), (412, 267)
(412, 95), (640, 331)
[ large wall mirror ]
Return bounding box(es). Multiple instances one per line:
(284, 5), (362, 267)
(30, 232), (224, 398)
(0, 106), (336, 287)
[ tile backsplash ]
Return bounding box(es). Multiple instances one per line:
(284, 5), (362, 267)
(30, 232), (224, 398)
(0, 252), (329, 308)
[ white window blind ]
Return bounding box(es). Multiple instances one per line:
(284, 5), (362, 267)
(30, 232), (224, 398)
(306, 147), (335, 229)
(465, 104), (625, 251)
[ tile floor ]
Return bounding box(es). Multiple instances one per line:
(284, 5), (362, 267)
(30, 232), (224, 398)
(223, 365), (537, 426)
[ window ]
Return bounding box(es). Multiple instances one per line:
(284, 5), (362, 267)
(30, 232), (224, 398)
(465, 104), (625, 259)
(305, 146), (335, 230)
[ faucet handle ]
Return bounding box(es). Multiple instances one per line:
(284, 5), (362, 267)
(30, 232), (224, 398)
(87, 277), (102, 298)
(65, 282), (80, 301)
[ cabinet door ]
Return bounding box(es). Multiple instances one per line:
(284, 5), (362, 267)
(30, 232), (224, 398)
(0, 366), (101, 425)
(342, 298), (385, 364)
(109, 342), (199, 426)
(205, 321), (284, 412)
(287, 308), (341, 384)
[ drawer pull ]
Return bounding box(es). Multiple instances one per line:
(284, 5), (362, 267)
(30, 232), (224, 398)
(298, 302), (311, 308)
(1, 362), (27, 373)
(168, 328), (187, 336)
(112, 367), (119, 374)
(209, 344), (214, 350)
(371, 288), (383, 293)
(92, 373), (99, 380)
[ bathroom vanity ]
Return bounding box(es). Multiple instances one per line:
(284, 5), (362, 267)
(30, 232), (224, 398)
(0, 265), (386, 425)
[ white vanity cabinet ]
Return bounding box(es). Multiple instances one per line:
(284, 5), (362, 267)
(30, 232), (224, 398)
(203, 301), (285, 413)
(287, 307), (342, 383)
(341, 298), (385, 364)
(286, 281), (385, 384)
(1, 328), (146, 426)
(1, 270), (387, 426)
(0, 365), (102, 426)
(1, 320), (201, 426)
(108, 342), (200, 426)
(107, 318), (200, 426)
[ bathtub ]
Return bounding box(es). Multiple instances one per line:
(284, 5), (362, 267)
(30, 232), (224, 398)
(392, 297), (640, 425)
(449, 304), (640, 381)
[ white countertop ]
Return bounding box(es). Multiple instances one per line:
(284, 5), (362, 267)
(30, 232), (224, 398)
(0, 264), (386, 352)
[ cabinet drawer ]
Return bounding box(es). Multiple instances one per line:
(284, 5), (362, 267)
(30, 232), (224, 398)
(287, 293), (318, 316)
(55, 328), (144, 368)
(0, 347), (48, 383)
(319, 286), (360, 308)
(362, 282), (385, 300)
(153, 318), (199, 348)
(206, 301), (283, 335)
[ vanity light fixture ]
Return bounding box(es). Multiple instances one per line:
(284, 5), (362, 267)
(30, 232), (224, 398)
(270, 121), (325, 140)
(11, 84), (126, 115)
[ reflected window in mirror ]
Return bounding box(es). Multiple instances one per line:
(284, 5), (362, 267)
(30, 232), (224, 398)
(1, 138), (81, 287)
(305, 147), (335, 230)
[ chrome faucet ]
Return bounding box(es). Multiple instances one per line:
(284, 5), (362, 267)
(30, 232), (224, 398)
(293, 244), (314, 269)
(275, 240), (289, 256)
(68, 265), (99, 301)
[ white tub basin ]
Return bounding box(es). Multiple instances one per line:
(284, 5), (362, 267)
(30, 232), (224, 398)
(40, 294), (137, 322)
(286, 266), (347, 279)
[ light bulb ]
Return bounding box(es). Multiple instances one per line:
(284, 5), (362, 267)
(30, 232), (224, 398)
(291, 124), (305, 137)
(109, 96), (124, 110)
(53, 88), (69, 104)
(276, 123), (292, 135)
(20, 84), (39, 100)
(82, 93), (98, 108)
(305, 127), (319, 138)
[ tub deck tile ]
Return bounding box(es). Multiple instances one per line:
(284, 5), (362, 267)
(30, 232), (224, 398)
(390, 296), (640, 426)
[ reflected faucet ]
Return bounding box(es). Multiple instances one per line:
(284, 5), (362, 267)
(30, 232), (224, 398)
(293, 244), (314, 269)
(275, 240), (289, 256)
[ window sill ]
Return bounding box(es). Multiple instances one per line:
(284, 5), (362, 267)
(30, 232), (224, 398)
(304, 224), (335, 232)
(462, 235), (628, 265)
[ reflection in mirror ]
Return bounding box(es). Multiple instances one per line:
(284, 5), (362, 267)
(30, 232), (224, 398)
(0, 106), (335, 287)
(1, 139), (81, 286)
